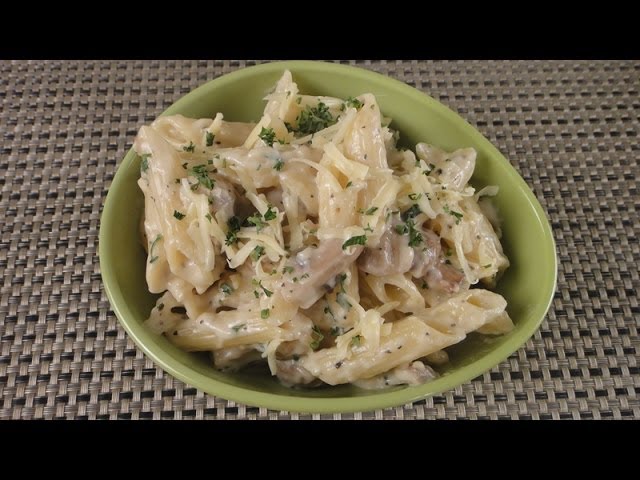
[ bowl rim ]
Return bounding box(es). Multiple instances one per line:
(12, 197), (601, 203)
(99, 60), (557, 414)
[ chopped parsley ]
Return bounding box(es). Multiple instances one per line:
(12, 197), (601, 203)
(408, 223), (423, 247)
(408, 193), (422, 201)
(252, 279), (273, 297)
(310, 326), (324, 350)
(336, 292), (352, 310)
(301, 273), (310, 280)
(225, 216), (242, 245)
(336, 273), (348, 293)
(363, 207), (378, 215)
(395, 205), (423, 247)
(273, 157), (284, 171)
(346, 181), (353, 188)
(149, 234), (162, 263)
(231, 323), (245, 333)
(221, 283), (234, 295)
(189, 164), (214, 190)
(173, 210), (186, 220)
(246, 212), (267, 232)
(443, 205), (464, 225)
(294, 102), (336, 135)
(205, 131), (215, 147)
(258, 127), (276, 147)
(205, 213), (212, 222)
(140, 154), (150, 173)
(342, 235), (367, 250)
(250, 245), (265, 262)
(401, 204), (422, 221)
(421, 280), (429, 289)
(344, 96), (364, 110)
(157, 303), (164, 311)
(395, 223), (409, 235)
(260, 309), (270, 319)
(182, 141), (196, 153)
(329, 326), (342, 336)
(263, 206), (277, 221)
(283, 266), (294, 274)
(350, 335), (362, 347)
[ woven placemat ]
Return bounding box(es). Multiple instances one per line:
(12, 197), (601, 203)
(0, 60), (638, 420)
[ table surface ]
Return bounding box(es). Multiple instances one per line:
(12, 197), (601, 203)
(0, 60), (638, 420)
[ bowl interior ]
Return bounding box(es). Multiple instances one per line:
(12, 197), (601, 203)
(100, 61), (556, 413)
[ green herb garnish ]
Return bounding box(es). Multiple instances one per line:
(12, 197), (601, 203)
(443, 205), (464, 225)
(246, 212), (267, 232)
(221, 283), (234, 295)
(205, 131), (215, 147)
(173, 210), (186, 220)
(337, 273), (348, 293)
(263, 206), (277, 221)
(251, 245), (265, 262)
(310, 326), (324, 350)
(401, 204), (422, 221)
(140, 154), (150, 173)
(336, 292), (352, 310)
(258, 127), (276, 147)
(363, 207), (378, 215)
(189, 164), (214, 190)
(182, 141), (195, 153)
(232, 323), (245, 333)
(149, 234), (162, 263)
(344, 96), (364, 110)
(225, 216), (241, 245)
(294, 102), (336, 135)
(342, 235), (367, 250)
(260, 309), (270, 319)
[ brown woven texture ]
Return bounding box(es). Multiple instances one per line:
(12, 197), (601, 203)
(0, 60), (638, 420)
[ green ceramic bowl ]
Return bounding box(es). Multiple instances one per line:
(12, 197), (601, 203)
(99, 61), (557, 413)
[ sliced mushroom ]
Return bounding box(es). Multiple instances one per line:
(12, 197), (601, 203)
(281, 238), (363, 309)
(358, 223), (414, 276)
(275, 359), (321, 387)
(408, 228), (441, 278)
(358, 216), (464, 294)
(209, 177), (237, 223)
(426, 261), (465, 293)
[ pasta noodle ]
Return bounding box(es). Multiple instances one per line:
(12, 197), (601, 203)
(134, 71), (513, 389)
